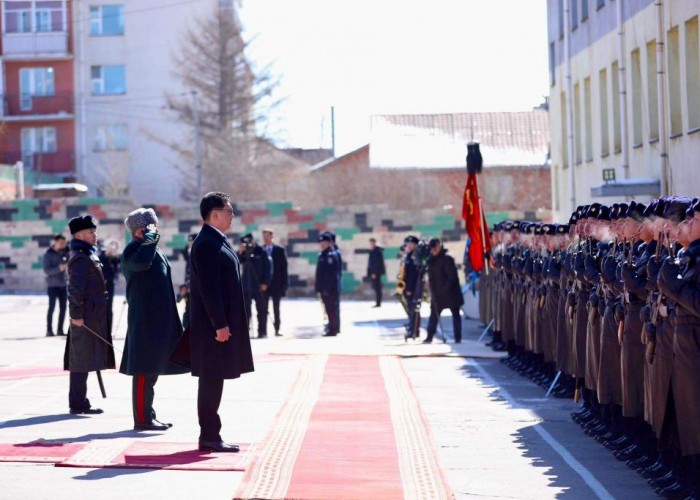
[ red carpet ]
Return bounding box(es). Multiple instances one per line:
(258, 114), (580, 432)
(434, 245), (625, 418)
(57, 440), (252, 471)
(0, 440), (84, 463)
(0, 366), (65, 381)
(237, 355), (451, 499)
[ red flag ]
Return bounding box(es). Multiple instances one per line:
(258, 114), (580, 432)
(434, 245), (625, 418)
(462, 172), (491, 272)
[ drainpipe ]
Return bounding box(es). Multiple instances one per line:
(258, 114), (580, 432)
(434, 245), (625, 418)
(655, 0), (669, 195)
(75, 0), (87, 184)
(564, 0), (576, 213)
(616, 0), (629, 179)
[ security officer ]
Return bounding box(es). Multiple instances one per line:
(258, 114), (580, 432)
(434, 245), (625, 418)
(238, 233), (272, 338)
(424, 238), (463, 344)
(316, 232), (341, 336)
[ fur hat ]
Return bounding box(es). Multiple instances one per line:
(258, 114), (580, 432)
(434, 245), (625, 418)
(124, 208), (158, 233)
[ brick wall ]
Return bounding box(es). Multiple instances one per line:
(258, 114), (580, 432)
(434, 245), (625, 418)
(0, 197), (542, 297)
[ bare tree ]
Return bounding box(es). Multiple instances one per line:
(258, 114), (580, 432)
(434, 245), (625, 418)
(165, 4), (280, 200)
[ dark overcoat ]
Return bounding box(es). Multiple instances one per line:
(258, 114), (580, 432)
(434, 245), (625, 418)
(119, 232), (188, 376)
(189, 224), (254, 380)
(428, 249), (464, 310)
(64, 239), (116, 372)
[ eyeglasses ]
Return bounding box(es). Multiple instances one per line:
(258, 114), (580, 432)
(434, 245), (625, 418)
(213, 207), (234, 216)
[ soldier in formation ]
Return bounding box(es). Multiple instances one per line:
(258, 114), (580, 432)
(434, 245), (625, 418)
(482, 196), (700, 498)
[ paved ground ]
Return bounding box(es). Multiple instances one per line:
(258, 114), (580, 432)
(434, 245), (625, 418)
(0, 295), (657, 499)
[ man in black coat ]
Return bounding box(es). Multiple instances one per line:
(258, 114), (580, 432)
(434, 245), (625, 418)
(424, 238), (464, 344)
(189, 192), (254, 452)
(66, 216), (116, 414)
(316, 233), (341, 336)
(44, 234), (68, 336)
(262, 228), (288, 336)
(120, 208), (188, 431)
(367, 238), (386, 307)
(238, 233), (272, 338)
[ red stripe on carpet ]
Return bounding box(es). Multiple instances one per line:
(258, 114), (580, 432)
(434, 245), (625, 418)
(0, 441), (84, 463)
(285, 356), (404, 500)
(0, 366), (65, 380)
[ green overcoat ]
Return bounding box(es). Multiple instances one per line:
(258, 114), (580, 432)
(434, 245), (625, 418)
(119, 232), (188, 376)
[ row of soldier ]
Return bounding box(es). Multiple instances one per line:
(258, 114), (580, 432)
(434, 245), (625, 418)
(480, 196), (700, 498)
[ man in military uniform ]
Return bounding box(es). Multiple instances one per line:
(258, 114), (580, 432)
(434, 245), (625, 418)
(316, 233), (341, 336)
(238, 233), (272, 338)
(44, 234), (68, 337)
(65, 215), (115, 415)
(367, 238), (386, 308)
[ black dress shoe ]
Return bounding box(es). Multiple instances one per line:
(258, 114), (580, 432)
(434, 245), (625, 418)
(153, 418), (173, 428)
(198, 440), (240, 453)
(70, 408), (104, 415)
(656, 481), (693, 498)
(46, 331), (55, 337)
(57, 331), (66, 336)
(649, 470), (679, 489)
(275, 332), (283, 337)
(322, 333), (337, 337)
(627, 454), (656, 470)
(421, 338), (433, 344)
(258, 334), (267, 339)
(640, 461), (669, 478)
(134, 422), (170, 431)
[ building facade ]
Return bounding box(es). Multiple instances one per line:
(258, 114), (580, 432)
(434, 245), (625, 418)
(547, 0), (700, 221)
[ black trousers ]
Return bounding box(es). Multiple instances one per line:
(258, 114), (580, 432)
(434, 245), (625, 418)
(132, 374), (159, 425)
(426, 303), (462, 342)
(244, 290), (268, 336)
(198, 377), (224, 442)
(321, 291), (340, 334)
(47, 286), (67, 333)
(370, 277), (382, 305)
(69, 371), (90, 411)
(106, 284), (115, 334)
(266, 292), (282, 333)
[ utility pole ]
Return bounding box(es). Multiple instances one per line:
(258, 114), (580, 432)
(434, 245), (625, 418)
(15, 161), (25, 200)
(330, 106), (336, 156)
(190, 90), (202, 196)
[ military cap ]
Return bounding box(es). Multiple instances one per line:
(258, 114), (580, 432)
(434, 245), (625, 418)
(542, 224), (556, 236)
(522, 223), (535, 234)
(510, 220), (522, 231)
(556, 224), (570, 235)
(318, 233), (333, 242)
(69, 215), (97, 235)
(428, 238), (441, 248)
(627, 201), (646, 222)
(124, 207), (158, 233)
(326, 231), (337, 242)
(533, 224), (545, 236)
(685, 198), (700, 218)
(404, 235), (419, 244)
(653, 198), (668, 218)
(585, 203), (602, 219)
(596, 205), (611, 221)
(240, 233), (254, 243)
(663, 196), (693, 222)
(642, 199), (658, 218)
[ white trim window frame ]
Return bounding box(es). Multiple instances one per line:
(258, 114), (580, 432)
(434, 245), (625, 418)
(21, 126), (57, 167)
(89, 5), (125, 36)
(90, 65), (126, 95)
(2, 1), (66, 34)
(94, 124), (128, 151)
(19, 66), (56, 110)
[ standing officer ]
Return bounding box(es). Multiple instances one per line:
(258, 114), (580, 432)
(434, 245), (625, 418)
(189, 192), (254, 452)
(424, 238), (464, 343)
(367, 238), (386, 307)
(65, 215), (115, 415)
(238, 233), (272, 338)
(316, 232), (341, 336)
(44, 234), (68, 337)
(120, 208), (188, 431)
(261, 228), (288, 336)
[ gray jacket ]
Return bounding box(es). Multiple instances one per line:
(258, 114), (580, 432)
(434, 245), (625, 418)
(43, 248), (68, 288)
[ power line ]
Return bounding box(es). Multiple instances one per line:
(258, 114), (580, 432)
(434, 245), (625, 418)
(67, 0), (212, 29)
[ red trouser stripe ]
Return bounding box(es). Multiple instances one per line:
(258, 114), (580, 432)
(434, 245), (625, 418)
(136, 374), (146, 424)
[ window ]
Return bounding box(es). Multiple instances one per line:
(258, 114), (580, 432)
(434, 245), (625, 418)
(612, 61), (621, 152)
(572, 0), (578, 30)
(21, 126), (57, 167)
(584, 77), (592, 160)
(558, 0), (564, 39)
(574, 82), (581, 163)
(91, 65), (126, 95)
(19, 67), (55, 110)
(549, 42), (556, 86)
(599, 68), (610, 156)
(581, 0), (589, 22)
(686, 17), (700, 130)
(94, 124), (128, 151)
(631, 48), (643, 146)
(561, 92), (568, 167)
(646, 40), (659, 140)
(89, 5), (124, 36)
(597, 0), (605, 10)
(668, 26), (682, 136)
(3, 1), (65, 33)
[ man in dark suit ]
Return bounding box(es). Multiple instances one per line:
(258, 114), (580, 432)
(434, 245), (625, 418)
(262, 228), (288, 336)
(189, 192), (255, 452)
(367, 238), (386, 307)
(316, 233), (341, 336)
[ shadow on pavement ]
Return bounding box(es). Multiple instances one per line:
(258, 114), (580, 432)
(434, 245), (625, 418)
(72, 467), (153, 481)
(51, 429), (163, 443)
(0, 413), (84, 429)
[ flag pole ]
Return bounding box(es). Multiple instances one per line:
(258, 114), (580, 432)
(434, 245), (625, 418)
(476, 188), (489, 275)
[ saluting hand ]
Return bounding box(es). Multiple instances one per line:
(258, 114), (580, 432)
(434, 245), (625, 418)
(215, 326), (231, 342)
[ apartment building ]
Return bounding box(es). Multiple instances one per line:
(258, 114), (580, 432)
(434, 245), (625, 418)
(0, 1), (76, 181)
(547, 0), (700, 221)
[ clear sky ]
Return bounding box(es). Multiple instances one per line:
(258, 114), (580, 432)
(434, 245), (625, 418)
(240, 0), (549, 157)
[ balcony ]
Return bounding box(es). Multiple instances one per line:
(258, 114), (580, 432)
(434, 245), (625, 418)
(1, 32), (70, 59)
(2, 92), (73, 119)
(3, 151), (75, 174)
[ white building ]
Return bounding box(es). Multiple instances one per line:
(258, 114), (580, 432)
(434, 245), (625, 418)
(73, 0), (241, 204)
(547, 0), (700, 221)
